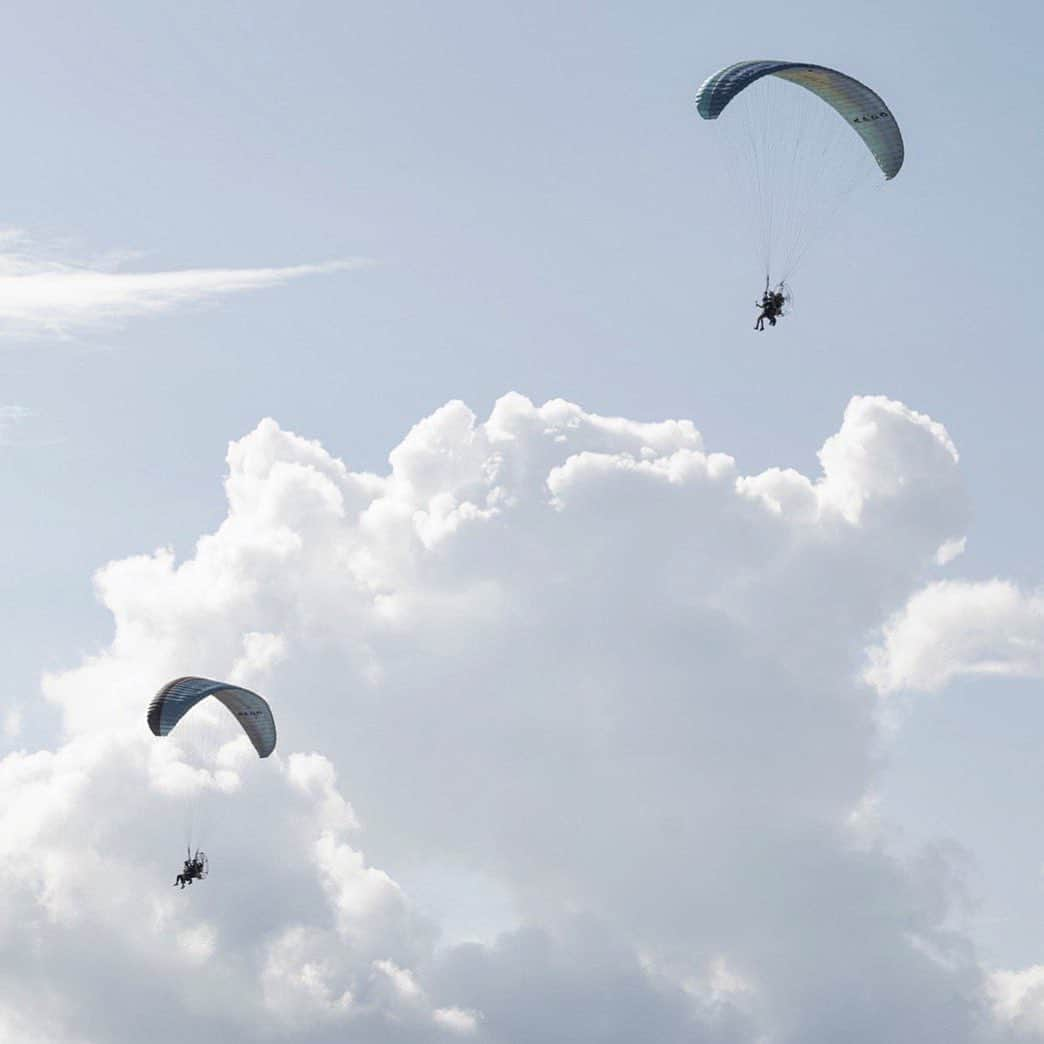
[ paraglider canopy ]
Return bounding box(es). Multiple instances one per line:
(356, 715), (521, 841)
(148, 676), (277, 758)
(696, 60), (904, 180)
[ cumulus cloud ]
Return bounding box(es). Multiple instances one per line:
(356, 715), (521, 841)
(7, 390), (1034, 1042)
(866, 580), (1044, 695)
(0, 230), (368, 337)
(990, 965), (1044, 1034)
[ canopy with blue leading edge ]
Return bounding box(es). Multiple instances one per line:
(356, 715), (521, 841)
(148, 676), (276, 758)
(696, 60), (903, 180)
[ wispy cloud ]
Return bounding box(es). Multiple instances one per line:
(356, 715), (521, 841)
(0, 405), (31, 444)
(0, 230), (370, 338)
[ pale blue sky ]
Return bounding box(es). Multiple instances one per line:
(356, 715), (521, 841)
(5, 0), (1044, 973)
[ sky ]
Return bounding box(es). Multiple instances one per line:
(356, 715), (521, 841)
(6, 0), (1044, 1040)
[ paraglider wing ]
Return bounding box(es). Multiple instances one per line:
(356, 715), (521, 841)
(147, 676), (277, 758)
(696, 60), (903, 179)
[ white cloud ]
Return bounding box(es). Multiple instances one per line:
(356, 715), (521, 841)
(0, 231), (369, 337)
(433, 1005), (481, 1034)
(260, 926), (355, 1027)
(990, 965), (1044, 1035)
(7, 391), (1034, 1042)
(866, 579), (1044, 695)
(936, 536), (967, 566)
(0, 405), (31, 443)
